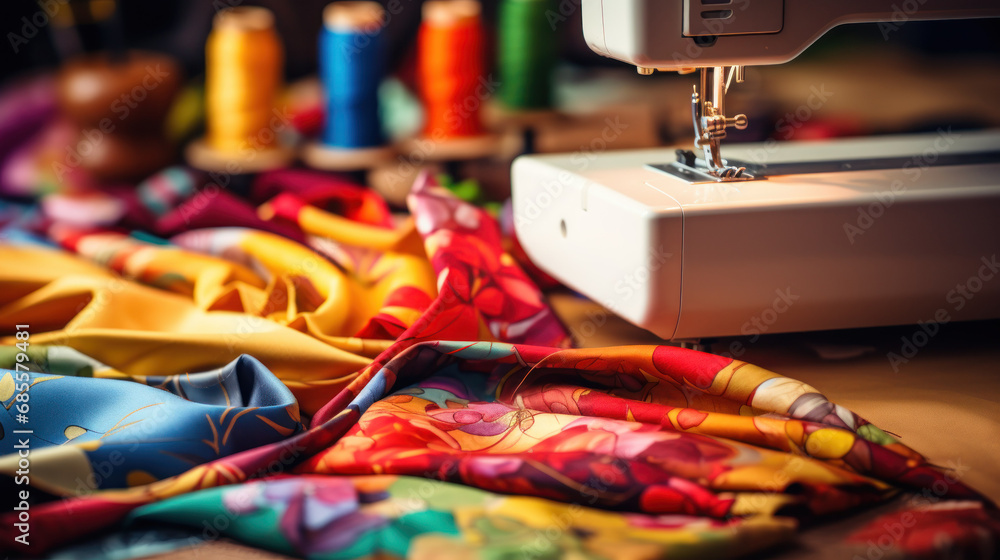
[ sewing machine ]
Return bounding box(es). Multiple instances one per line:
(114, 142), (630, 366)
(512, 0), (1000, 342)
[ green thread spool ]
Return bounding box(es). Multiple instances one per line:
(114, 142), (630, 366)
(498, 0), (557, 110)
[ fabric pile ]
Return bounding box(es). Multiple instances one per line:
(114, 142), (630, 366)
(0, 161), (998, 558)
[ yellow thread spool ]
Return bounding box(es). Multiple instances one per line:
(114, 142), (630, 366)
(187, 7), (293, 172)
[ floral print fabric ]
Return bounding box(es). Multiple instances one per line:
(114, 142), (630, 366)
(0, 173), (996, 559)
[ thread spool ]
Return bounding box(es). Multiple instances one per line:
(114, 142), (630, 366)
(482, 0), (562, 151)
(406, 0), (498, 161)
(55, 51), (181, 182)
(303, 1), (395, 170)
(186, 7), (293, 173)
(498, 0), (557, 110)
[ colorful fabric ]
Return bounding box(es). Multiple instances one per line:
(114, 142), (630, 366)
(0, 173), (996, 560)
(848, 502), (1000, 560)
(127, 475), (796, 559)
(0, 355), (301, 494)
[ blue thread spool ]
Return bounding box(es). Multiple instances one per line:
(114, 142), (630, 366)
(304, 2), (395, 170)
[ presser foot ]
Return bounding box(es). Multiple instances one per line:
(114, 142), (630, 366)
(653, 149), (757, 183)
(691, 66), (749, 182)
(709, 163), (749, 180)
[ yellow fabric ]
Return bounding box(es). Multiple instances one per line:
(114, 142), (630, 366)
(0, 244), (418, 414)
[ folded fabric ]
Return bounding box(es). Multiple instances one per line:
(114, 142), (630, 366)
(6, 340), (989, 557)
(252, 168), (394, 227)
(0, 355), (301, 496)
(0, 243), (373, 415)
(848, 501), (1000, 559)
(127, 475), (797, 560)
(0, 344), (129, 379)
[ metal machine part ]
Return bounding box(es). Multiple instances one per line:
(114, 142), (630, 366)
(583, 0), (1000, 181)
(652, 148), (1000, 184)
(691, 66), (748, 178)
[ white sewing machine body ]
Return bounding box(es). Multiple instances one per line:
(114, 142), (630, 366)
(581, 0), (999, 72)
(512, 0), (1000, 340)
(512, 131), (1000, 341)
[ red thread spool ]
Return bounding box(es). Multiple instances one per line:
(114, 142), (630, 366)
(418, 0), (486, 139)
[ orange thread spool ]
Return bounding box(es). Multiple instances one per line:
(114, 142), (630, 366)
(417, 0), (486, 139)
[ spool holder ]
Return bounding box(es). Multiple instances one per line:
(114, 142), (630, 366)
(302, 142), (397, 172)
(185, 138), (295, 174)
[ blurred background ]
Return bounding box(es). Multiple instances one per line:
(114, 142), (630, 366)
(4, 0), (1000, 82)
(1, 0), (1000, 207)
